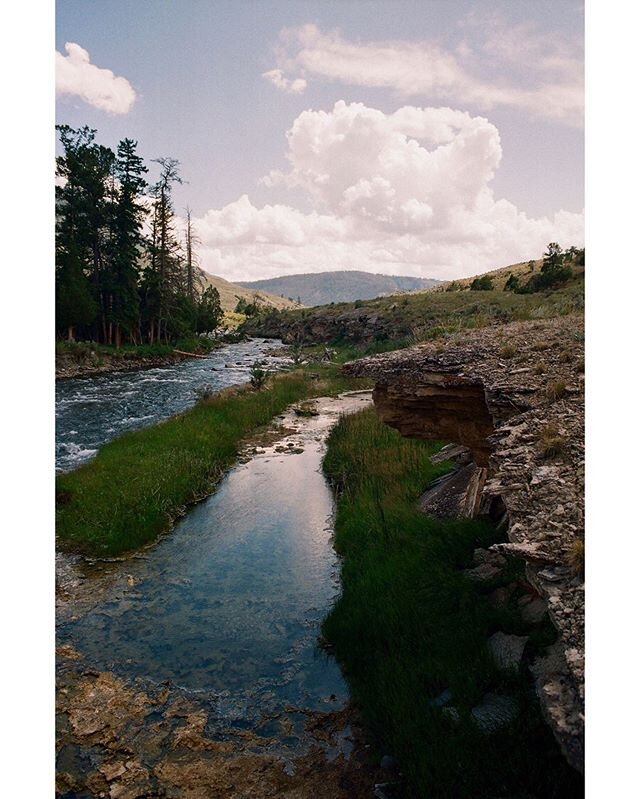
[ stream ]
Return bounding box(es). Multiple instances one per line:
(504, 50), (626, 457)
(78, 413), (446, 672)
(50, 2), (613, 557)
(56, 392), (375, 795)
(55, 339), (289, 472)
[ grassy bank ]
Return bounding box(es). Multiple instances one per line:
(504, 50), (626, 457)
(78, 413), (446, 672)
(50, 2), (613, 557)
(57, 366), (365, 556)
(322, 408), (582, 798)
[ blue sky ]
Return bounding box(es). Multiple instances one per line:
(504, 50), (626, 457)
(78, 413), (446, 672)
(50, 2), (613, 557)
(56, 0), (584, 281)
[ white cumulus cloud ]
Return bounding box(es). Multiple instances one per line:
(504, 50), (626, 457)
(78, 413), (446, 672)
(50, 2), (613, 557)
(193, 102), (583, 282)
(56, 42), (136, 114)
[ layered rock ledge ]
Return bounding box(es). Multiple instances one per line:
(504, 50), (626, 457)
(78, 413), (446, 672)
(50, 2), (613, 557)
(343, 315), (585, 770)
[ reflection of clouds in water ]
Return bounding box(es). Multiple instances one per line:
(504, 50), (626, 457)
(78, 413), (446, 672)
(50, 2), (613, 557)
(58, 395), (370, 727)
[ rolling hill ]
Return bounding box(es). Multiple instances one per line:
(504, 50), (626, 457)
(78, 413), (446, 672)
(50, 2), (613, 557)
(238, 270), (441, 307)
(197, 269), (302, 313)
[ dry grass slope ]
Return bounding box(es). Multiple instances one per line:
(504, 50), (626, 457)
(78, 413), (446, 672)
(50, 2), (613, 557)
(198, 269), (304, 312)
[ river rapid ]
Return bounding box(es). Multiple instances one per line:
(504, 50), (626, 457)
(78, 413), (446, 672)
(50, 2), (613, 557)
(55, 339), (289, 472)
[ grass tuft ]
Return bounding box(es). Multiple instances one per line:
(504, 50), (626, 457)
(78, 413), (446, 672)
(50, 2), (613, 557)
(568, 539), (585, 577)
(539, 423), (567, 459)
(545, 379), (568, 402)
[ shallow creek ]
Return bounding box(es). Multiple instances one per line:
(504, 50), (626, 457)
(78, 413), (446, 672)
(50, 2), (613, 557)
(56, 392), (382, 798)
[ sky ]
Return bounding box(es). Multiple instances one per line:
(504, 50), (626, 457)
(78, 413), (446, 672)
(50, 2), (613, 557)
(55, 0), (584, 282)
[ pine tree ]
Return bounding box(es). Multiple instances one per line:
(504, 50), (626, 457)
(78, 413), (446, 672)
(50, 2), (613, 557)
(197, 286), (223, 333)
(55, 125), (115, 342)
(144, 158), (183, 343)
(110, 138), (148, 346)
(184, 207), (201, 303)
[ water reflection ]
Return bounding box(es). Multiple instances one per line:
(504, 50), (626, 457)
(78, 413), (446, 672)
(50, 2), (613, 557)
(58, 394), (372, 726)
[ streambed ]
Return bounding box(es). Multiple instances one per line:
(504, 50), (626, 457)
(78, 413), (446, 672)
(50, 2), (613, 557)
(56, 392), (379, 797)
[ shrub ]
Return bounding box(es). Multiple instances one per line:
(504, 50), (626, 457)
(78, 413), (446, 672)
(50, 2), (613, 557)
(469, 275), (494, 291)
(504, 273), (520, 292)
(194, 384), (216, 402)
(290, 343), (305, 365)
(249, 360), (268, 389)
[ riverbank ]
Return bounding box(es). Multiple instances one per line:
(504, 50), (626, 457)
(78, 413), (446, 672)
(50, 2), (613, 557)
(322, 407), (583, 797)
(344, 315), (586, 772)
(56, 365), (369, 556)
(56, 338), (229, 380)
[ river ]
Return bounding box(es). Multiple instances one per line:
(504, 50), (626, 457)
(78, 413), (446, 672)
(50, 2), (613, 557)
(55, 339), (289, 472)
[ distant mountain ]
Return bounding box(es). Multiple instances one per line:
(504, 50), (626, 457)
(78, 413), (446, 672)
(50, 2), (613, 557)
(238, 270), (441, 307)
(197, 269), (302, 312)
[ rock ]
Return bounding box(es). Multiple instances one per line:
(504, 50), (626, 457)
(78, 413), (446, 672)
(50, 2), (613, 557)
(471, 694), (518, 733)
(473, 548), (506, 568)
(374, 784), (398, 799)
(429, 688), (452, 708)
(420, 464), (488, 519)
(98, 762), (127, 782)
(380, 755), (395, 770)
(488, 632), (528, 670)
(487, 584), (516, 608)
(538, 568), (566, 583)
(430, 443), (473, 464)
(491, 542), (557, 564)
(463, 562), (502, 582)
(519, 595), (548, 624)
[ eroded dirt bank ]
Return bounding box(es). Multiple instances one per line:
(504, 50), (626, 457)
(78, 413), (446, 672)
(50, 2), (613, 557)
(344, 316), (585, 771)
(56, 393), (391, 799)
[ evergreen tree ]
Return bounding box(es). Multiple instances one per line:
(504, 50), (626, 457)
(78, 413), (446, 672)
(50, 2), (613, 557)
(110, 138), (148, 346)
(197, 286), (223, 333)
(56, 238), (97, 340)
(144, 157), (183, 343)
(55, 124), (115, 342)
(56, 125), (210, 346)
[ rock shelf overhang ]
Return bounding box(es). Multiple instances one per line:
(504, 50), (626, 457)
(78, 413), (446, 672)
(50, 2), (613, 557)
(343, 315), (585, 771)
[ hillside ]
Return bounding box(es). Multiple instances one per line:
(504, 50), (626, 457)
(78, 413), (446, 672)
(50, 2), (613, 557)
(238, 270), (441, 306)
(241, 255), (585, 346)
(198, 269), (302, 313)
(430, 258), (544, 292)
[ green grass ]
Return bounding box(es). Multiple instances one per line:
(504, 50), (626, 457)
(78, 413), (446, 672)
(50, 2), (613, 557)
(322, 408), (583, 798)
(56, 366), (366, 556)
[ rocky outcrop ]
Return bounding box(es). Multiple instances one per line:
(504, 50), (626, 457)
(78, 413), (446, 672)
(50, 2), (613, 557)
(242, 305), (414, 345)
(344, 315), (585, 771)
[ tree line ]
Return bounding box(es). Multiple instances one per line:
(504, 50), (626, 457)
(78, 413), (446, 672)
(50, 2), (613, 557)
(55, 125), (222, 346)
